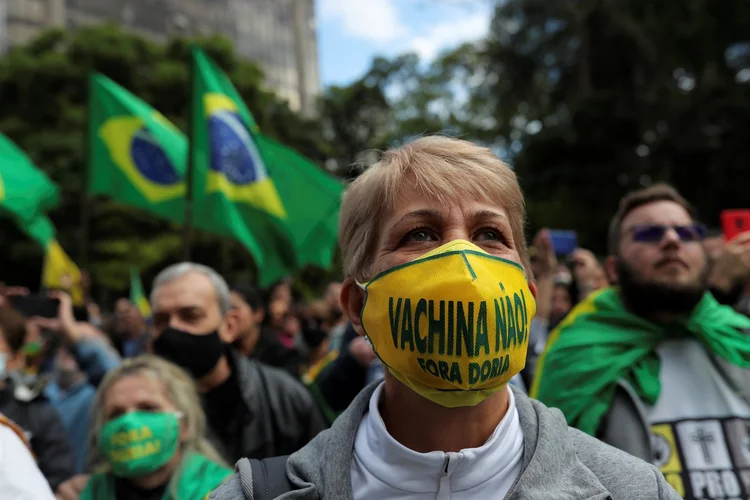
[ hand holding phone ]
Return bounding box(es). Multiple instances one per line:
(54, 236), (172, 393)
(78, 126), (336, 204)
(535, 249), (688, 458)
(548, 230), (578, 256)
(9, 294), (60, 319)
(721, 210), (750, 242)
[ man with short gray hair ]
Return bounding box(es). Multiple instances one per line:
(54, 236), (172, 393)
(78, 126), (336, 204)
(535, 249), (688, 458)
(150, 262), (326, 462)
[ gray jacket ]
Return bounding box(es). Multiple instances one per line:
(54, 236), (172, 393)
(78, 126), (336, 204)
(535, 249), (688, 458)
(600, 354), (750, 462)
(211, 383), (679, 500)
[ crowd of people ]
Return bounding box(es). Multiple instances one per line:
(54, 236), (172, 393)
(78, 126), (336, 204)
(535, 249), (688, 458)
(1, 136), (750, 499)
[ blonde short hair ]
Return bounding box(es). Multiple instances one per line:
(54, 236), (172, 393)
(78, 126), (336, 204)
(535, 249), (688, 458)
(339, 136), (529, 281)
(88, 355), (226, 480)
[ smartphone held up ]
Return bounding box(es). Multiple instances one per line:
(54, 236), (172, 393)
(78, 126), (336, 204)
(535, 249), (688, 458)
(721, 210), (750, 242)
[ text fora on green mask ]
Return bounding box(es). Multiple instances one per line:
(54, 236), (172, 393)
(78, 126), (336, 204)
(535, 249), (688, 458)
(108, 426), (162, 463)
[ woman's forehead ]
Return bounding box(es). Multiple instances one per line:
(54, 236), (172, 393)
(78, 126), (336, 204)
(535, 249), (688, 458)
(385, 186), (510, 224)
(389, 175), (506, 207)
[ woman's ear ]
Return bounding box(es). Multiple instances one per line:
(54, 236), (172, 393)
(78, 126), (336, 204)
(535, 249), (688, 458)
(528, 281), (538, 299)
(341, 278), (366, 336)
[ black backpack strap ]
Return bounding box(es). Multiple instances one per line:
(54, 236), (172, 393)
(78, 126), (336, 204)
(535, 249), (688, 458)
(245, 455), (294, 500)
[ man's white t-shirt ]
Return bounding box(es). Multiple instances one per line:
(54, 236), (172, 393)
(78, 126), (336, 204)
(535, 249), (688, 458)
(351, 383), (524, 499)
(648, 339), (750, 500)
(0, 424), (55, 500)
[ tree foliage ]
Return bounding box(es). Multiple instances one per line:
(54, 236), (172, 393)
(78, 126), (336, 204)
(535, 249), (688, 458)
(484, 0), (750, 249)
(322, 0), (750, 252)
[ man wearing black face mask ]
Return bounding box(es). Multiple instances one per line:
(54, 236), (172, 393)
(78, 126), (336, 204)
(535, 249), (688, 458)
(150, 263), (327, 462)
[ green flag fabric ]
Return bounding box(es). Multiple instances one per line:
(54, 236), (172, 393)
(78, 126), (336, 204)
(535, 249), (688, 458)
(80, 452), (231, 500)
(191, 47), (299, 285)
(0, 138), (84, 303)
(530, 287), (750, 435)
(129, 267), (152, 319)
(0, 133), (59, 224)
(88, 73), (187, 223)
(254, 134), (343, 268)
(191, 48), (343, 284)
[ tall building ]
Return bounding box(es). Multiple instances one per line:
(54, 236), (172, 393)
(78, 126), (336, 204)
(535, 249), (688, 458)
(2, 0), (320, 116)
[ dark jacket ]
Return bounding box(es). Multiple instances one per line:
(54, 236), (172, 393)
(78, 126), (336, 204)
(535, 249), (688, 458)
(210, 349), (327, 461)
(254, 327), (303, 378)
(0, 376), (75, 490)
(211, 383), (680, 500)
(314, 324), (367, 414)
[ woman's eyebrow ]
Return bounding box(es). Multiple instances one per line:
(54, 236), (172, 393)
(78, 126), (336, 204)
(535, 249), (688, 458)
(391, 209), (443, 228)
(470, 209), (508, 221)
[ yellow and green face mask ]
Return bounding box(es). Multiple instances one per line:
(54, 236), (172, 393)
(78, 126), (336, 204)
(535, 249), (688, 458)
(359, 240), (536, 408)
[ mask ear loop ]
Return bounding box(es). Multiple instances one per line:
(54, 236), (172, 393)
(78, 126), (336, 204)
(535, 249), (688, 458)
(355, 280), (374, 349)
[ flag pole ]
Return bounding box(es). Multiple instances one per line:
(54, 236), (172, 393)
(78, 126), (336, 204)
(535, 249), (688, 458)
(79, 73), (93, 268)
(183, 47), (195, 261)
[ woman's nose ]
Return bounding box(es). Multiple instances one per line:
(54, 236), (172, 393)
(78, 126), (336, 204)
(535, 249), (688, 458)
(442, 226), (472, 243)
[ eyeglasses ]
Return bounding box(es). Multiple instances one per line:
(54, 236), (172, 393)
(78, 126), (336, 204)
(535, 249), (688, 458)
(628, 224), (706, 244)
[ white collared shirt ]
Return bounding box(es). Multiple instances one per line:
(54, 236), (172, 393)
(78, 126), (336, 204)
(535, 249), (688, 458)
(351, 383), (524, 499)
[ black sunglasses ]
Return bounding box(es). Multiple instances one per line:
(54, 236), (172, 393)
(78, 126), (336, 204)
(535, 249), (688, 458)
(628, 224), (706, 244)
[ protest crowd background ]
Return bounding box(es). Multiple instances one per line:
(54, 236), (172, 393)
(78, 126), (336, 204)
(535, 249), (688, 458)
(1, 1), (750, 499)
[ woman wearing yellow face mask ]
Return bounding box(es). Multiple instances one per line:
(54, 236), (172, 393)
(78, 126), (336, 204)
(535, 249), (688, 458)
(212, 137), (680, 500)
(58, 355), (231, 500)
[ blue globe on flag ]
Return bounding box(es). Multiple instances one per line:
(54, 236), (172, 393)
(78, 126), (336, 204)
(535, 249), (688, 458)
(130, 128), (181, 185)
(208, 110), (266, 185)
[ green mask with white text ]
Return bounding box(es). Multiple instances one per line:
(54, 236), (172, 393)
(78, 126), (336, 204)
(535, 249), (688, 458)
(99, 411), (181, 477)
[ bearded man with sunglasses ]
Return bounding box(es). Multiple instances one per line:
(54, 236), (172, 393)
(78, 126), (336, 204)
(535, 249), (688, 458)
(533, 183), (750, 500)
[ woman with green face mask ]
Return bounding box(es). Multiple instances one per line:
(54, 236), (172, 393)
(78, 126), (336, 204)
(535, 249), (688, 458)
(59, 355), (231, 500)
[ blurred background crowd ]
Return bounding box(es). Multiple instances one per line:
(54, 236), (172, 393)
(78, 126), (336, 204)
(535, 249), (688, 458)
(1, 0), (750, 499)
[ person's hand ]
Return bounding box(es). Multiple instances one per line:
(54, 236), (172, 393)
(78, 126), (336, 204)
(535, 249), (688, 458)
(48, 290), (80, 343)
(27, 315), (62, 333)
(350, 336), (377, 367)
(532, 229), (557, 279)
(2, 286), (28, 298)
(55, 474), (90, 500)
(74, 321), (114, 345)
(708, 232), (750, 292)
(0, 286), (28, 307)
(572, 248), (608, 298)
(572, 248), (601, 283)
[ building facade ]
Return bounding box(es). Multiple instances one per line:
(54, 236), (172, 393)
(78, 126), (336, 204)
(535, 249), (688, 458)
(2, 0), (319, 115)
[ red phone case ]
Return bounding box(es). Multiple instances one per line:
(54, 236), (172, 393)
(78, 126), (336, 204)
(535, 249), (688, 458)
(721, 210), (750, 242)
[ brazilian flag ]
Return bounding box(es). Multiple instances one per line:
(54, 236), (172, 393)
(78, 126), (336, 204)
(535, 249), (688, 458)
(190, 47), (299, 286)
(88, 73), (186, 223)
(190, 48), (344, 285)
